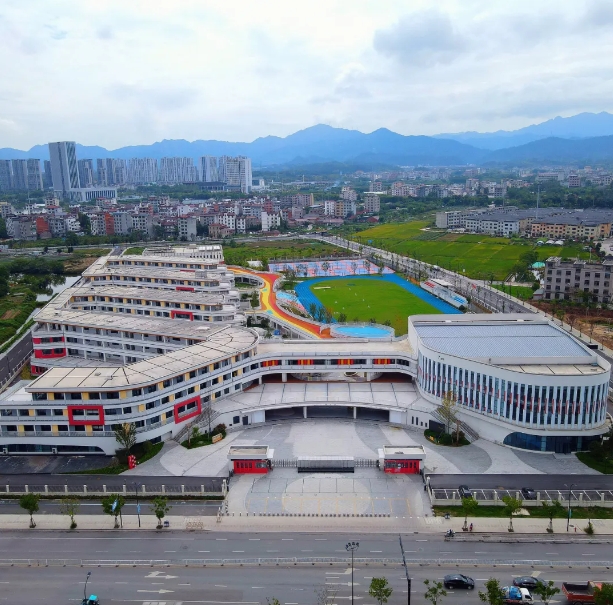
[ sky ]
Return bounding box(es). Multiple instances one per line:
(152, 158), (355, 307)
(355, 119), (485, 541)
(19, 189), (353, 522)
(2, 0), (613, 149)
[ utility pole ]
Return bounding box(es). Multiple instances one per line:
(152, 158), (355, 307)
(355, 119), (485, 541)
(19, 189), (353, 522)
(399, 534), (411, 605)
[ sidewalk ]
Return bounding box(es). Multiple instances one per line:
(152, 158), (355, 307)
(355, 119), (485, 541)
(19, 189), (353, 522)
(2, 513), (613, 535)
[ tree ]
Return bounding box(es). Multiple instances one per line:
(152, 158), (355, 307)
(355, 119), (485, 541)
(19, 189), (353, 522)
(338, 312), (347, 323)
(460, 497), (479, 531)
(266, 599), (281, 605)
(532, 580), (561, 605)
(369, 578), (393, 605)
(437, 391), (457, 435)
(101, 494), (125, 529)
(19, 493), (40, 528)
(114, 422), (137, 455)
(321, 261), (330, 277)
(250, 291), (259, 308)
(151, 496), (171, 529)
(308, 302), (318, 319)
(479, 578), (506, 605)
(541, 500), (563, 533)
(351, 261), (358, 275)
(201, 399), (215, 436)
(593, 583), (613, 605)
(188, 424), (200, 447)
(502, 495), (523, 532)
(78, 213), (92, 235)
(424, 579), (447, 605)
(60, 497), (80, 529)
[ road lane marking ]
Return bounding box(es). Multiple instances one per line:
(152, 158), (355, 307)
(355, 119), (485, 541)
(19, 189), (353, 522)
(232, 551), (245, 553)
(249, 539), (261, 541)
(281, 538), (293, 541)
(216, 538), (228, 541)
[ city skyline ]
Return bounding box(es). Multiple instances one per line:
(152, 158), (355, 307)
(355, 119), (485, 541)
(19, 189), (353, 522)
(2, 1), (613, 149)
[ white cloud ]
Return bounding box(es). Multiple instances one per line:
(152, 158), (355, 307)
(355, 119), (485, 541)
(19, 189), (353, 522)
(0, 0), (613, 148)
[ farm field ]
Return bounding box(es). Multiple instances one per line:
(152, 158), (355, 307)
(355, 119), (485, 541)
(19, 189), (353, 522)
(492, 283), (535, 300)
(350, 221), (590, 280)
(304, 276), (443, 335)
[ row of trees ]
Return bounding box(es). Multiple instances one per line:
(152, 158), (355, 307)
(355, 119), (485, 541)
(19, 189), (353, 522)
(19, 493), (172, 529)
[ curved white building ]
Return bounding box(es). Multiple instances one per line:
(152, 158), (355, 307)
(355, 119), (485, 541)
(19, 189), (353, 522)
(0, 250), (609, 457)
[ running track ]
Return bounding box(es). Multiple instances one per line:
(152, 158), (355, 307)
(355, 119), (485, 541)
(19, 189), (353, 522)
(231, 267), (324, 338)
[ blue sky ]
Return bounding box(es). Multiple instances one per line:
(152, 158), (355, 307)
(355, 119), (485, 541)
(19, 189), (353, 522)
(1, 0), (612, 148)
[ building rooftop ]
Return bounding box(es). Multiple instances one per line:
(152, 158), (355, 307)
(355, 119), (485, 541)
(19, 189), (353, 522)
(410, 314), (607, 372)
(26, 325), (258, 391)
(69, 284), (234, 306)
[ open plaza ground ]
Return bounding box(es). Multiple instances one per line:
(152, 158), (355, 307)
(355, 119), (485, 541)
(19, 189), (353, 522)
(350, 221), (591, 280)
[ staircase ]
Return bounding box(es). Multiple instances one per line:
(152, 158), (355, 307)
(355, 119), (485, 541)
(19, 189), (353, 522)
(431, 408), (479, 443)
(174, 409), (222, 442)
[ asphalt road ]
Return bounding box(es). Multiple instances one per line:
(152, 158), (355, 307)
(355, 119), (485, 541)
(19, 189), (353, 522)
(0, 560), (609, 605)
(1, 530), (611, 565)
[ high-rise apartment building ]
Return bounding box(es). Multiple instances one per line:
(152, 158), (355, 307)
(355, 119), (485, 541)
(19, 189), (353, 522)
(77, 159), (95, 188)
(96, 159), (108, 186)
(10, 159), (28, 190)
(112, 159), (128, 186)
(0, 160), (12, 191)
(43, 160), (53, 189)
(8, 159), (43, 191)
(219, 156), (252, 193)
(159, 157), (196, 183)
(26, 159), (43, 191)
(128, 158), (158, 184)
(199, 156), (218, 182)
(48, 141), (80, 196)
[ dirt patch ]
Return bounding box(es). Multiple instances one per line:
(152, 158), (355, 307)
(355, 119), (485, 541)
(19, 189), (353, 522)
(1, 309), (19, 320)
(63, 256), (99, 273)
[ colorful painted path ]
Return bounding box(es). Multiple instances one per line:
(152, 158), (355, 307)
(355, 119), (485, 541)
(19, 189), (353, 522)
(231, 267), (324, 338)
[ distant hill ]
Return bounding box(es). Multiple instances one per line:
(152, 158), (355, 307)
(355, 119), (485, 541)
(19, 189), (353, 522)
(0, 124), (485, 167)
(485, 135), (613, 164)
(435, 112), (613, 150)
(3, 115), (613, 168)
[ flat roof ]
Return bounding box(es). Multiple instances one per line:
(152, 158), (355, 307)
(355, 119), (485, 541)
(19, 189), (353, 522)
(26, 325), (258, 391)
(382, 445), (425, 455)
(69, 284), (233, 305)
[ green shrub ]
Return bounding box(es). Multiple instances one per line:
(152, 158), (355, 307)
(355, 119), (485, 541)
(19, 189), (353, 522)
(438, 433), (453, 446)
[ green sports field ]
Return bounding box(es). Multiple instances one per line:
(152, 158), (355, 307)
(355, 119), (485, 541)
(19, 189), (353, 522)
(351, 221), (590, 280)
(308, 277), (441, 335)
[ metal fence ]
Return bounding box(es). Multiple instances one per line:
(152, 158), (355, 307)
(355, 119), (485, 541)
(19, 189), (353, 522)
(431, 487), (613, 507)
(0, 556), (611, 568)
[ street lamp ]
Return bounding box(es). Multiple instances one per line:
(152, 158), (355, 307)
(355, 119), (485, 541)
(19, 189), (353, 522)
(398, 535), (412, 605)
(133, 481), (142, 528)
(565, 483), (576, 531)
(83, 571), (92, 602)
(345, 541), (359, 605)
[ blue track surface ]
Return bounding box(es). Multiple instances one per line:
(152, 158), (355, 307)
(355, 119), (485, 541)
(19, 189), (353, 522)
(294, 274), (461, 318)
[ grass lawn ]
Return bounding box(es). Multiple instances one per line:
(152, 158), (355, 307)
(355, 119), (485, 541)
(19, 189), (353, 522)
(351, 222), (590, 280)
(308, 276), (441, 335)
(124, 246), (145, 255)
(433, 504), (613, 520)
(492, 284), (535, 300)
(576, 451), (613, 474)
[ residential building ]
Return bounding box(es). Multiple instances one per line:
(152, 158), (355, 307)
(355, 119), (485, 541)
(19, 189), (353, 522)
(568, 174), (581, 188)
(112, 212), (132, 236)
(128, 158), (158, 184)
(96, 159), (108, 186)
(69, 187), (118, 203)
(341, 187), (357, 202)
(0, 160), (13, 191)
(199, 156), (218, 182)
(159, 157), (197, 184)
(369, 181), (385, 193)
(218, 156), (252, 193)
(178, 216), (197, 241)
(48, 141), (80, 197)
(26, 159), (43, 191)
(10, 159), (28, 190)
(544, 257), (613, 302)
(42, 160), (53, 189)
(531, 214), (612, 240)
(261, 211), (282, 231)
(209, 223), (234, 238)
(334, 199), (356, 218)
(436, 211), (463, 229)
(131, 213), (154, 238)
(77, 159), (95, 188)
(363, 192), (382, 213)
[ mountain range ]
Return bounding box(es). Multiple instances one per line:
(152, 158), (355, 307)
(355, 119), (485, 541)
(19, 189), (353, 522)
(3, 112), (613, 168)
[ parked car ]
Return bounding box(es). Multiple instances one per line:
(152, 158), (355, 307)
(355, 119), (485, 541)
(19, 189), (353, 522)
(513, 576), (543, 589)
(458, 485), (473, 498)
(444, 574), (475, 589)
(521, 488), (536, 500)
